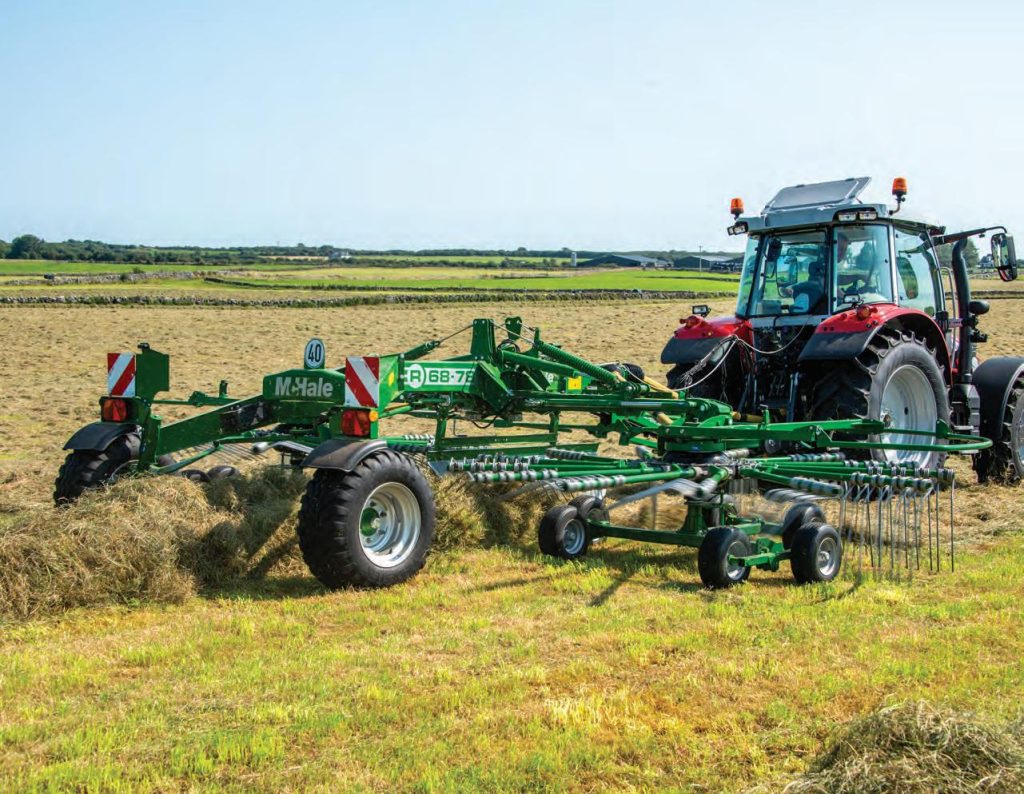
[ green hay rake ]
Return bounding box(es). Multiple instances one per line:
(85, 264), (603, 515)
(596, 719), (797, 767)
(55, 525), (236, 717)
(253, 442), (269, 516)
(57, 317), (987, 589)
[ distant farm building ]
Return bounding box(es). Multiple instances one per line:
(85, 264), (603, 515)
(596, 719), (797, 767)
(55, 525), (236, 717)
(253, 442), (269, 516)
(328, 250), (353, 261)
(578, 254), (669, 268)
(674, 254), (743, 272)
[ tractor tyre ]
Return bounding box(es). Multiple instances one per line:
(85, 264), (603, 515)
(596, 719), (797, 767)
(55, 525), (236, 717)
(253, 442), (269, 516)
(780, 502), (825, 550)
(53, 434), (138, 506)
(790, 523), (842, 584)
(666, 342), (743, 404)
(809, 328), (949, 471)
(974, 376), (1024, 484)
(538, 504), (590, 560)
(181, 469), (210, 483)
(697, 527), (752, 589)
(601, 362), (646, 383)
(296, 451), (434, 589)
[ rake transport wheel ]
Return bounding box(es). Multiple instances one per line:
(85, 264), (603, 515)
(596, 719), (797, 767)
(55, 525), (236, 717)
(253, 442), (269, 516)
(297, 451), (435, 589)
(697, 527), (753, 589)
(780, 502), (825, 550)
(790, 523), (842, 584)
(53, 434), (138, 506)
(975, 377), (1024, 484)
(538, 503), (591, 560)
(809, 328), (949, 471)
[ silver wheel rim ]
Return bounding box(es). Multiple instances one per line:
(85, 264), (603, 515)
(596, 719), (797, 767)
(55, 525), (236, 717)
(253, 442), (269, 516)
(563, 517), (586, 556)
(879, 364), (937, 467)
(726, 539), (748, 581)
(816, 536), (840, 578)
(358, 482), (421, 568)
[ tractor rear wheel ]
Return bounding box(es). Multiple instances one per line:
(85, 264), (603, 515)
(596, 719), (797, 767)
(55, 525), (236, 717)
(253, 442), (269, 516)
(974, 377), (1024, 483)
(53, 434), (139, 506)
(809, 328), (949, 471)
(296, 451), (435, 589)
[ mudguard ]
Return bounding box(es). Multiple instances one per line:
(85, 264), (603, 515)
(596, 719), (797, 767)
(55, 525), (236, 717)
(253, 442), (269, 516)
(973, 357), (1024, 442)
(799, 305), (947, 368)
(63, 422), (141, 453)
(302, 438), (389, 471)
(661, 336), (730, 365)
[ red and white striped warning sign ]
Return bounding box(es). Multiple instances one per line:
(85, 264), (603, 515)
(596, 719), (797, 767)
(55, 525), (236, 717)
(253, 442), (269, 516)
(107, 353), (136, 397)
(344, 356), (380, 407)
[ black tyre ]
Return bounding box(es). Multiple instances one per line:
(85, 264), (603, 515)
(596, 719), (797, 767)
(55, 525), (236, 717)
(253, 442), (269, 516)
(207, 465), (239, 481)
(809, 328), (949, 471)
(780, 502), (825, 550)
(181, 469), (210, 483)
(538, 504), (590, 560)
(697, 527), (753, 589)
(975, 377), (1024, 484)
(666, 342), (743, 403)
(296, 450), (435, 589)
(53, 434), (138, 506)
(601, 362), (645, 383)
(790, 523), (842, 584)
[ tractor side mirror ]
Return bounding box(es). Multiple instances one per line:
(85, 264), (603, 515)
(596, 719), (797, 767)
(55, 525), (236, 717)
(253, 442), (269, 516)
(766, 238), (782, 263)
(992, 233), (1018, 282)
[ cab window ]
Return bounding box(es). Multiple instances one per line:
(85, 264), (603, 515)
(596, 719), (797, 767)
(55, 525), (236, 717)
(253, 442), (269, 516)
(894, 227), (941, 315)
(738, 230), (829, 316)
(833, 224), (894, 310)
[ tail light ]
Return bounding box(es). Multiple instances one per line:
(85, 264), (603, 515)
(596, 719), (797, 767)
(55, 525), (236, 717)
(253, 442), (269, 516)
(101, 398), (131, 422)
(341, 409), (377, 437)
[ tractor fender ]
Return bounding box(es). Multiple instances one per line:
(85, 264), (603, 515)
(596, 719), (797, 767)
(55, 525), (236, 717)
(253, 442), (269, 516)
(799, 305), (949, 374)
(661, 316), (748, 365)
(973, 356), (1024, 442)
(302, 439), (390, 471)
(63, 422), (141, 453)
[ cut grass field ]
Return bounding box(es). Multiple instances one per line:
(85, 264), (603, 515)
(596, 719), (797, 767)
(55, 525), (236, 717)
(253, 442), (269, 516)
(1, 298), (1023, 790)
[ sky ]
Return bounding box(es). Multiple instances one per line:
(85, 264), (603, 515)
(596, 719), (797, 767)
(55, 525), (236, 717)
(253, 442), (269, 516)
(1, 0), (1022, 251)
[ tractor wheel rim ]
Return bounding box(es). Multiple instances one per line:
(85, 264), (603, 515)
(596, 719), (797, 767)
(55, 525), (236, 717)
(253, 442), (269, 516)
(816, 536), (840, 578)
(358, 482), (421, 568)
(727, 539), (748, 580)
(563, 518), (586, 555)
(879, 365), (937, 467)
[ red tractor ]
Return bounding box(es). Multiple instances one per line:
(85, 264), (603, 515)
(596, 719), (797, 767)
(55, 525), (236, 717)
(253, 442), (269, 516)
(662, 177), (1022, 481)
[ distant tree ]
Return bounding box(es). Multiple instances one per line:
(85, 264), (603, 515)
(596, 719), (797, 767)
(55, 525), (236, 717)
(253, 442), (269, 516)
(964, 238), (980, 271)
(0, 240), (8, 258)
(8, 234), (44, 259)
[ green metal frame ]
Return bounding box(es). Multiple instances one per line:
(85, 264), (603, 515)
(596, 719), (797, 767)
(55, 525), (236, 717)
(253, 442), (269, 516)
(89, 316), (988, 570)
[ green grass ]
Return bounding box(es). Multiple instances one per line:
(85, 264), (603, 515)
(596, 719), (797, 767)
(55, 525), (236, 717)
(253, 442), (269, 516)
(227, 269), (741, 292)
(2, 536), (1023, 791)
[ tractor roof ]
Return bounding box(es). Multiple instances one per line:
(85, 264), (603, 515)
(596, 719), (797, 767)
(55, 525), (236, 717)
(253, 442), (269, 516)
(737, 176), (931, 234)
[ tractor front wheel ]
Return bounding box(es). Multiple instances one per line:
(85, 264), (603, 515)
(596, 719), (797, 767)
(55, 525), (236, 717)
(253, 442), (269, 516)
(53, 434), (139, 506)
(296, 451), (435, 589)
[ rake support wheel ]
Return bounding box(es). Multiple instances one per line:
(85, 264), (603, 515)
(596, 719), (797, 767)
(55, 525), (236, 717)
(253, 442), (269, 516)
(297, 450), (435, 589)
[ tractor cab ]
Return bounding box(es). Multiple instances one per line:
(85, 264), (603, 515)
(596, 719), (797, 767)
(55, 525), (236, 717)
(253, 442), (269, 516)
(663, 177), (1022, 475)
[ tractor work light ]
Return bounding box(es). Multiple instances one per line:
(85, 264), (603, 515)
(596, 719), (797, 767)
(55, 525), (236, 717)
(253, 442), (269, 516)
(730, 197), (744, 218)
(727, 222), (748, 236)
(692, 304), (711, 317)
(857, 209), (878, 221)
(101, 397), (131, 422)
(837, 211), (857, 222)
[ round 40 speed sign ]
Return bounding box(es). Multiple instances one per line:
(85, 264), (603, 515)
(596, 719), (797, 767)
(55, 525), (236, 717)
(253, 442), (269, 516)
(304, 338), (326, 369)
